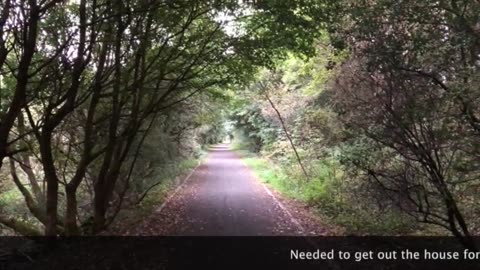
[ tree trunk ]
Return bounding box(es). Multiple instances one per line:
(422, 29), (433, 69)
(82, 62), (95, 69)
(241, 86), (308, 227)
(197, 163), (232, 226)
(64, 186), (80, 235)
(9, 159), (48, 225)
(440, 182), (475, 250)
(20, 154), (45, 206)
(0, 215), (42, 236)
(0, 0), (38, 171)
(17, 113), (45, 207)
(93, 189), (107, 233)
(40, 132), (59, 236)
(45, 177), (58, 236)
(263, 90), (309, 179)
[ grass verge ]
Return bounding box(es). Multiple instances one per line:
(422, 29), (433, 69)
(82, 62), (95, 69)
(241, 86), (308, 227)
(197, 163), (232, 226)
(232, 144), (419, 235)
(232, 146), (334, 205)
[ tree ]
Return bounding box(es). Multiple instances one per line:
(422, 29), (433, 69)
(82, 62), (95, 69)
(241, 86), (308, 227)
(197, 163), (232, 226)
(332, 0), (480, 248)
(258, 74), (309, 179)
(0, 0), (332, 235)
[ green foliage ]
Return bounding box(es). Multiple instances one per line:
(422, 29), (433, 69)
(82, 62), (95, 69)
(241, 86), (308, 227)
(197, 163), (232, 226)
(238, 0), (344, 63)
(229, 26), (428, 236)
(237, 148), (419, 235)
(1, 0), (479, 240)
(0, 188), (43, 235)
(280, 35), (348, 97)
(329, 0), (480, 242)
(230, 104), (279, 152)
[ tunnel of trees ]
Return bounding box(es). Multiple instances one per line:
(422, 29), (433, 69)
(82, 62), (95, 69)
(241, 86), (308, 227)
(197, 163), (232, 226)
(0, 0), (479, 248)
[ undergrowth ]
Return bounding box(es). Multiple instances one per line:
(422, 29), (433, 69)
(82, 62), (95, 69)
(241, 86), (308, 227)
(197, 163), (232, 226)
(232, 143), (421, 235)
(108, 157), (203, 234)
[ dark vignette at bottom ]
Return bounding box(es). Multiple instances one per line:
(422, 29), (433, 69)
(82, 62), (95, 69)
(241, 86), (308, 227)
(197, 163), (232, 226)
(1, 236), (480, 270)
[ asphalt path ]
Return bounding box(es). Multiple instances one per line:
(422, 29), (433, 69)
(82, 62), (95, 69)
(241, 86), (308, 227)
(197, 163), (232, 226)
(134, 144), (311, 236)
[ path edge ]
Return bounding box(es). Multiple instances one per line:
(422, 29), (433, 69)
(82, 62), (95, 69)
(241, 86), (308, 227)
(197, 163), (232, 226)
(232, 150), (306, 235)
(154, 157), (206, 214)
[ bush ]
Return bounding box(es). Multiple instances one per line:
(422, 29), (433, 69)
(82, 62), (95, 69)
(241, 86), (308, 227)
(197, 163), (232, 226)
(236, 144), (421, 235)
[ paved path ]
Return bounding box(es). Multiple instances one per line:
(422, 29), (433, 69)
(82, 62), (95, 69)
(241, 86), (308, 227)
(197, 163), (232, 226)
(134, 144), (324, 236)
